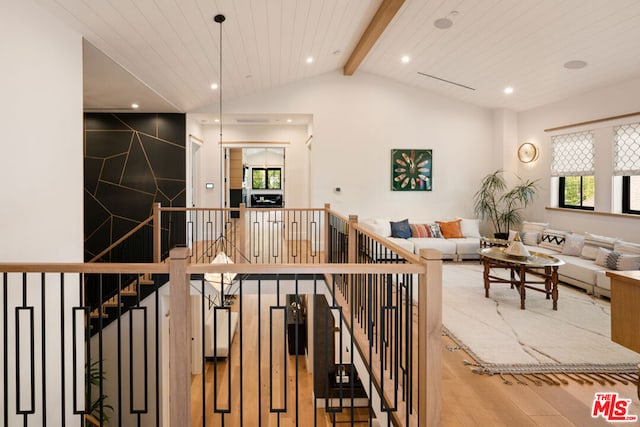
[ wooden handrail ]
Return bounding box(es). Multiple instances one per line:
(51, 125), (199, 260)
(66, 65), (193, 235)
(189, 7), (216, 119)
(159, 206), (325, 213)
(327, 208), (350, 223)
(0, 262), (422, 275)
(351, 222), (423, 264)
(0, 262), (170, 274)
(88, 215), (154, 263)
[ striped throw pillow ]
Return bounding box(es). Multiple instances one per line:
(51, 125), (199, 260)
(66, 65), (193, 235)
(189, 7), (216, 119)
(409, 223), (432, 238)
(595, 248), (640, 271)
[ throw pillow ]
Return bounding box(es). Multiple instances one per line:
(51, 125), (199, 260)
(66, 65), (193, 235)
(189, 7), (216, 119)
(561, 233), (585, 256)
(409, 223), (432, 238)
(459, 218), (481, 238)
(595, 247), (640, 270)
(390, 219), (411, 239)
(507, 229), (518, 242)
(581, 233), (618, 260)
(521, 221), (549, 233)
(521, 231), (540, 246)
(427, 223), (442, 238)
(437, 219), (463, 239)
(374, 218), (392, 238)
(539, 229), (567, 252)
(613, 252), (640, 270)
(594, 247), (610, 267)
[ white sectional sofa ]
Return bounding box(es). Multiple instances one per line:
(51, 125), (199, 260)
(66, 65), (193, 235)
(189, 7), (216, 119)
(515, 221), (640, 298)
(359, 218), (482, 261)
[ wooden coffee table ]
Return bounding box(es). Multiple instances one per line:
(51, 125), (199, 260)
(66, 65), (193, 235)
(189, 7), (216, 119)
(478, 247), (565, 310)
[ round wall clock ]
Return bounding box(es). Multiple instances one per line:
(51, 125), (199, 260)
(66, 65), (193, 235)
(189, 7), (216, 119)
(517, 142), (538, 163)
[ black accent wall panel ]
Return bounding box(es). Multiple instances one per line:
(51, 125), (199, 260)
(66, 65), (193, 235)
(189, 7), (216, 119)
(84, 112), (186, 262)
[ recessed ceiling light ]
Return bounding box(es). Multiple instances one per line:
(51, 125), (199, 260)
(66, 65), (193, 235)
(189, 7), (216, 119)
(306, 56), (314, 64)
(503, 86), (514, 94)
(434, 17), (453, 29)
(286, 118), (292, 123)
(564, 60), (587, 69)
(210, 83), (219, 90)
(401, 55), (411, 64)
(131, 103), (139, 109)
(214, 118), (220, 123)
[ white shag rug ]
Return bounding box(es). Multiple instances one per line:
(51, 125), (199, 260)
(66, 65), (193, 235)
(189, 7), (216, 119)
(442, 263), (640, 374)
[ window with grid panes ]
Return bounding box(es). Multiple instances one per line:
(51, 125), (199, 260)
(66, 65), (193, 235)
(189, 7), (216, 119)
(551, 131), (595, 210)
(614, 123), (640, 214)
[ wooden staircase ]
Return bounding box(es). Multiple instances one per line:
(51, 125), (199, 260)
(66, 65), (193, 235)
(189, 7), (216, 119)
(88, 274), (156, 321)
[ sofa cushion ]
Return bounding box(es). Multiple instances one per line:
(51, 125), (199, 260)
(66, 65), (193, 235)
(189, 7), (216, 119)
(581, 233), (617, 260)
(521, 231), (540, 246)
(390, 219), (411, 238)
(386, 237), (416, 253)
(451, 238), (481, 256)
(360, 219), (391, 237)
(555, 255), (601, 286)
(409, 223), (432, 238)
(614, 240), (640, 255)
(437, 219), (463, 238)
(596, 271), (612, 292)
(561, 233), (584, 256)
(459, 218), (481, 238)
(409, 237), (457, 259)
(375, 218), (392, 237)
(521, 221), (549, 233)
(539, 229), (567, 252)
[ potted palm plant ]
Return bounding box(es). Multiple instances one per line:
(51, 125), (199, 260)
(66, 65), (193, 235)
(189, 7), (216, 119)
(473, 169), (538, 239)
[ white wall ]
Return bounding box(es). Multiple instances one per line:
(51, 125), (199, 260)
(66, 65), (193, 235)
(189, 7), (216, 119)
(195, 71), (494, 222)
(0, 0), (83, 424)
(0, 0), (83, 262)
(517, 76), (640, 242)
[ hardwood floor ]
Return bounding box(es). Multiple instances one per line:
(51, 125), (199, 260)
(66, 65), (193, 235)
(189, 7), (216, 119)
(190, 291), (639, 426)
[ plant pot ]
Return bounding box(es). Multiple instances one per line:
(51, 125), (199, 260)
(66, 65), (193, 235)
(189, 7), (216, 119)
(494, 232), (509, 240)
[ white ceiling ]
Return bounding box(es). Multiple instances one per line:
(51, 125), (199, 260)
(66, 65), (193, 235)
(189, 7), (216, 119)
(37, 0), (640, 113)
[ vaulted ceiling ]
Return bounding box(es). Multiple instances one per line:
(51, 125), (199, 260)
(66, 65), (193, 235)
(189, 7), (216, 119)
(37, 0), (640, 113)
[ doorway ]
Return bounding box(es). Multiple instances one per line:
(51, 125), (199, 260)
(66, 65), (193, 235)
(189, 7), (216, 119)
(225, 147), (285, 209)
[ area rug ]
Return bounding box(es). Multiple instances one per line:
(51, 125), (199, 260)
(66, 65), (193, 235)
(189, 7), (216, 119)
(442, 263), (640, 377)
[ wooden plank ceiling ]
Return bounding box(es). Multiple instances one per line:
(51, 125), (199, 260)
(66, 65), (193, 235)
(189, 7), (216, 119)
(35, 0), (640, 113)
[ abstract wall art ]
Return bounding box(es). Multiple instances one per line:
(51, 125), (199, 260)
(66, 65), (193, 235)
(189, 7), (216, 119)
(391, 149), (432, 191)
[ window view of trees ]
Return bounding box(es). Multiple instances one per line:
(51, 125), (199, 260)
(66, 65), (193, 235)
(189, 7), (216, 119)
(252, 169), (266, 189)
(560, 176), (594, 209)
(267, 169), (281, 189)
(252, 168), (282, 190)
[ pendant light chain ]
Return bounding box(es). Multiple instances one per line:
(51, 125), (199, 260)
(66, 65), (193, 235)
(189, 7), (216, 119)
(214, 14), (225, 209)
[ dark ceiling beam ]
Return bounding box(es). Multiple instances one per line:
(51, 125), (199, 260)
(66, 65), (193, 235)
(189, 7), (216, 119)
(343, 0), (405, 76)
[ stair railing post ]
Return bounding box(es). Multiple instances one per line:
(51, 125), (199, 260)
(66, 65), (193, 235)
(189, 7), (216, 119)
(347, 214), (358, 264)
(324, 203), (331, 262)
(418, 248), (442, 426)
(238, 203), (246, 263)
(169, 247), (191, 427)
(153, 202), (161, 263)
